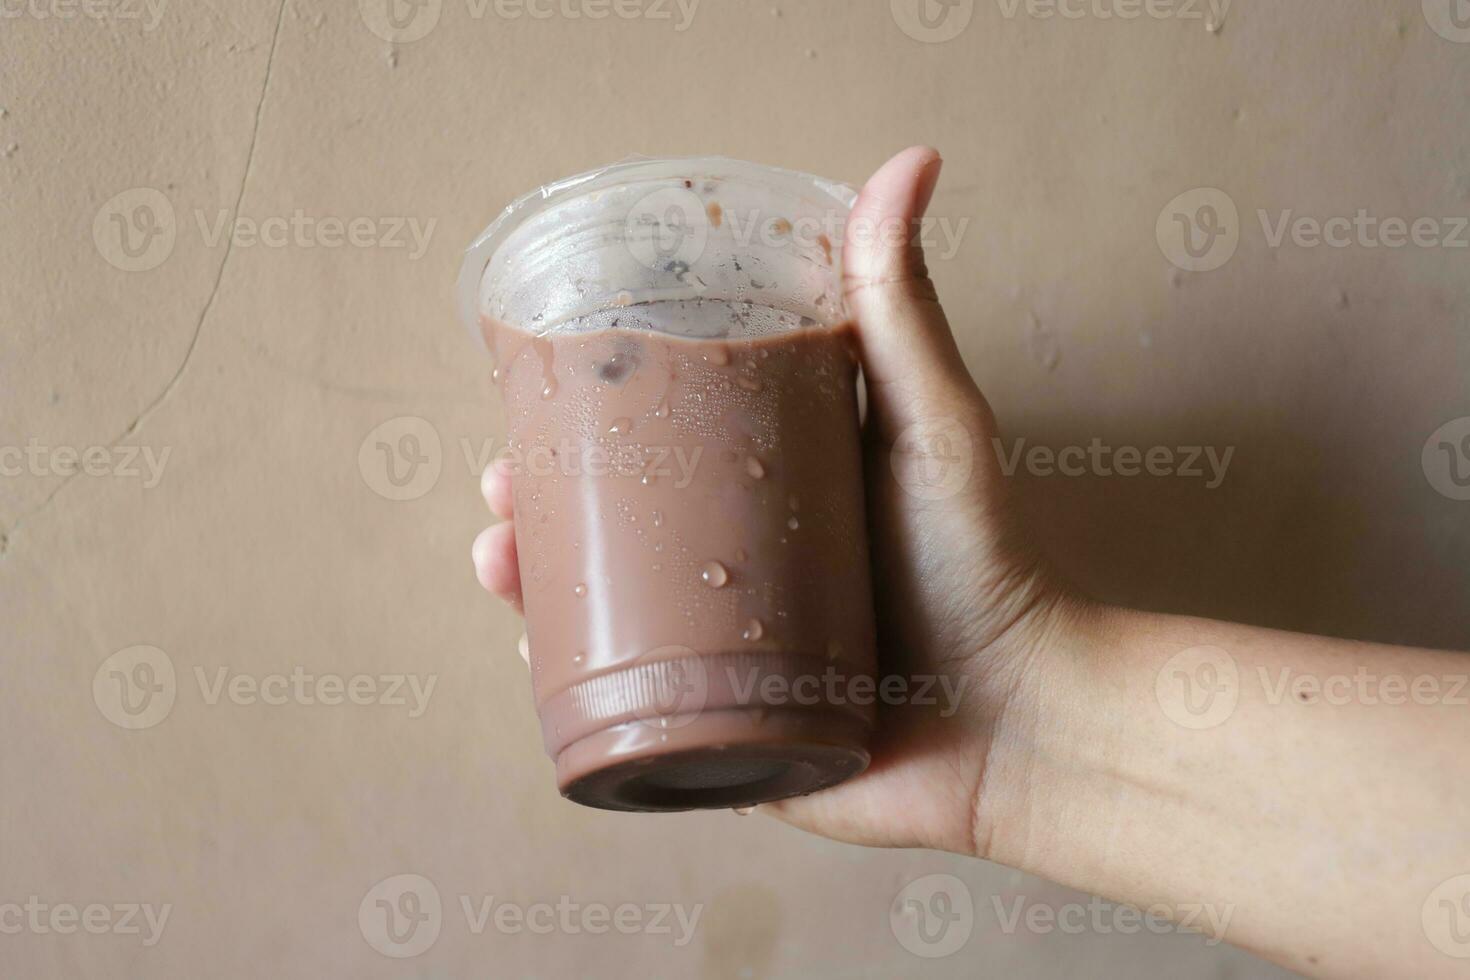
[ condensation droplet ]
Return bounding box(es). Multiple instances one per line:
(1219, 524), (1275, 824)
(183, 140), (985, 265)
(742, 619), (764, 641)
(608, 417), (633, 435)
(573, 583), (588, 598)
(700, 561), (729, 588)
(787, 516), (800, 530)
(745, 456), (765, 480)
(573, 652), (586, 666)
(788, 494), (800, 512)
(652, 510), (663, 527)
(733, 806), (756, 816)
(734, 547), (748, 562)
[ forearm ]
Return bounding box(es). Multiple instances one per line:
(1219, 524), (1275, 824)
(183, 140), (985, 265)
(981, 603), (1470, 978)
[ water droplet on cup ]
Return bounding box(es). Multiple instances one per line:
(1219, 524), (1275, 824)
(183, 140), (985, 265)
(700, 561), (729, 588)
(733, 805), (756, 816)
(745, 456), (765, 479)
(734, 547), (748, 562)
(652, 510), (663, 528)
(742, 619), (764, 641)
(787, 517), (800, 530)
(573, 583), (588, 598)
(573, 652), (585, 666)
(608, 417), (633, 435)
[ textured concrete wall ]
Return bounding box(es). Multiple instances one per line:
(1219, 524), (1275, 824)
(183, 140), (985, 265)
(2, 0), (1466, 976)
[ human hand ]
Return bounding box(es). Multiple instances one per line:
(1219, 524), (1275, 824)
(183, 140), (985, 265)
(472, 146), (1079, 856)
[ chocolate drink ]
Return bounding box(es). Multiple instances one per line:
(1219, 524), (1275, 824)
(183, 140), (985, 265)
(487, 299), (878, 811)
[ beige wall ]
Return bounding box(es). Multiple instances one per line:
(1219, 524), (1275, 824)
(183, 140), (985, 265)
(3, 0), (1467, 975)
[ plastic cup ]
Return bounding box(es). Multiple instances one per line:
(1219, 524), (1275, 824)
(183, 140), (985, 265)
(458, 157), (878, 811)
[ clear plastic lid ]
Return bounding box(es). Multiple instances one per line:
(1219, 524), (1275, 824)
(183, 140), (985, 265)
(456, 156), (859, 350)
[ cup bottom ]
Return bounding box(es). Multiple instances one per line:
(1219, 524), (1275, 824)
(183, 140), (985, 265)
(555, 707), (872, 812)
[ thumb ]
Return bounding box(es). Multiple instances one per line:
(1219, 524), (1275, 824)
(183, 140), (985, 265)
(842, 146), (984, 444)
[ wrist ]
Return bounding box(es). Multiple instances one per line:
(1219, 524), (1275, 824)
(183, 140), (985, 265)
(968, 595), (1135, 869)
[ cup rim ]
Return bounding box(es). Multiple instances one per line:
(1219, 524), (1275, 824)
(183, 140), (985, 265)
(454, 155), (859, 351)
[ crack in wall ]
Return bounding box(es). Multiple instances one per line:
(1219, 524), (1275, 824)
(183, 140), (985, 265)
(1, 0), (290, 561)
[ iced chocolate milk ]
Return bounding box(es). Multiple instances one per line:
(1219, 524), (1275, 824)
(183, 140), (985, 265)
(459, 159), (878, 811)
